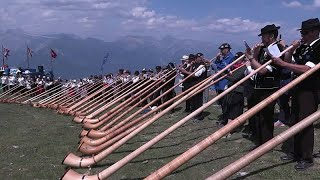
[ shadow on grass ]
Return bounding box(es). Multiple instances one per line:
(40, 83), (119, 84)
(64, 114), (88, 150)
(114, 135), (204, 155)
(231, 161), (293, 180)
(127, 125), (216, 146)
(171, 153), (233, 175)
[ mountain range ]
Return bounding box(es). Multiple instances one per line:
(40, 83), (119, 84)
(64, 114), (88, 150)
(0, 29), (242, 79)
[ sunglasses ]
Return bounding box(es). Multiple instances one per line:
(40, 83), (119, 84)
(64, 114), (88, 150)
(300, 31), (311, 35)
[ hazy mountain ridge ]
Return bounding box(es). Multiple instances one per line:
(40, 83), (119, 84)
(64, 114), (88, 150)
(0, 29), (242, 79)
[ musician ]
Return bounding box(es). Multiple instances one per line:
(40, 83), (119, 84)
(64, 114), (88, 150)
(153, 66), (163, 106)
(1, 72), (9, 92)
(245, 24), (284, 147)
(272, 18), (320, 170)
(213, 43), (234, 125)
(162, 63), (177, 113)
(223, 52), (246, 136)
(180, 54), (207, 121)
(180, 54), (194, 112)
(196, 53), (210, 103)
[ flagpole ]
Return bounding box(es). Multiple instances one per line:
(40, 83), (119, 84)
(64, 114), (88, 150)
(51, 56), (53, 72)
(2, 45), (4, 67)
(26, 44), (30, 69)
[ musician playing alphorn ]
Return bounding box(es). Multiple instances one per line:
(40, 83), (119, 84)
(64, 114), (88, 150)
(272, 18), (320, 171)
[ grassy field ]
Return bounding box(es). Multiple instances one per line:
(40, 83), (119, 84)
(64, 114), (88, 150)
(0, 102), (320, 180)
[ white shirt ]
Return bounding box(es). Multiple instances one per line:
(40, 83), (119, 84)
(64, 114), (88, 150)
(18, 77), (25, 86)
(194, 64), (206, 77)
(1, 76), (8, 84)
(8, 76), (16, 86)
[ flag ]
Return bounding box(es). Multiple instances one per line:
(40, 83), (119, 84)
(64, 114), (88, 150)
(27, 46), (33, 57)
(50, 49), (57, 59)
(102, 53), (109, 66)
(3, 48), (10, 58)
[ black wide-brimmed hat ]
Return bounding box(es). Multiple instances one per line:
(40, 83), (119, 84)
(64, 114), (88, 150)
(218, 43), (231, 49)
(258, 24), (280, 36)
(298, 18), (320, 31)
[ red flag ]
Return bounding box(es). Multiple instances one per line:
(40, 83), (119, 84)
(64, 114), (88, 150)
(50, 49), (57, 59)
(4, 48), (10, 58)
(27, 46), (33, 57)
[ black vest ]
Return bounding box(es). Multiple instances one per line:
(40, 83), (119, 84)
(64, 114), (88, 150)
(293, 39), (320, 90)
(254, 43), (283, 90)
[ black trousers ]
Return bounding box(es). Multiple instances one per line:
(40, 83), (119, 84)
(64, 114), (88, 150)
(183, 82), (192, 111)
(252, 89), (277, 146)
(291, 90), (318, 161)
(190, 90), (203, 119)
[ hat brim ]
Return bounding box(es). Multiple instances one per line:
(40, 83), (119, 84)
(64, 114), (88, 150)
(258, 26), (280, 36)
(219, 47), (232, 49)
(297, 24), (320, 31)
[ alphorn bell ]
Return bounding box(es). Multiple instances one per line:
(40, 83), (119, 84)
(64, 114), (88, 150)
(61, 54), (245, 168)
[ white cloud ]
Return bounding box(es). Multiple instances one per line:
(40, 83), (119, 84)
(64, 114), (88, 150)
(282, 0), (320, 8)
(192, 17), (273, 34)
(282, 1), (302, 7)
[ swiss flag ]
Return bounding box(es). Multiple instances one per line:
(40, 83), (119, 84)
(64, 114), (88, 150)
(50, 49), (57, 59)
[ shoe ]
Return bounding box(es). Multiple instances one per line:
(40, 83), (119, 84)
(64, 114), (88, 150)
(294, 160), (314, 171)
(274, 120), (285, 127)
(222, 133), (231, 139)
(280, 154), (297, 161)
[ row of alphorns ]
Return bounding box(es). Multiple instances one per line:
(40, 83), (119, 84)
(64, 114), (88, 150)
(0, 42), (320, 180)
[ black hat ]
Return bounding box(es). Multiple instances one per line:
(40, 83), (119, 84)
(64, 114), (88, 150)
(196, 53), (204, 57)
(298, 18), (320, 31)
(234, 52), (244, 59)
(148, 69), (154, 72)
(258, 24), (280, 36)
(155, 66), (161, 69)
(134, 71), (139, 75)
(167, 62), (175, 69)
(219, 43), (231, 49)
(188, 54), (196, 60)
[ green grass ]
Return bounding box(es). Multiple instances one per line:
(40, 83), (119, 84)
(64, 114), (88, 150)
(0, 103), (320, 180)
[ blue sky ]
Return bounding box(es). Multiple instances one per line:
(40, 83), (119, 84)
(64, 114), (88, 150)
(0, 0), (319, 45)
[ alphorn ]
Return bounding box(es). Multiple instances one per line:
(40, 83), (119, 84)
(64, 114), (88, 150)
(57, 82), (104, 112)
(1, 86), (26, 100)
(37, 85), (72, 104)
(5, 85), (40, 102)
(75, 79), (143, 119)
(81, 70), (175, 129)
(49, 81), (103, 110)
(46, 83), (98, 109)
(22, 84), (62, 104)
(76, 78), (152, 122)
(70, 81), (128, 115)
(58, 82), (106, 113)
(79, 79), (142, 117)
(79, 64), (245, 152)
(62, 46), (292, 178)
(207, 109), (320, 180)
(75, 70), (179, 125)
(81, 66), (206, 136)
(80, 64), (239, 141)
(62, 54), (245, 168)
(0, 84), (9, 94)
(0, 85), (20, 99)
(145, 46), (320, 180)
